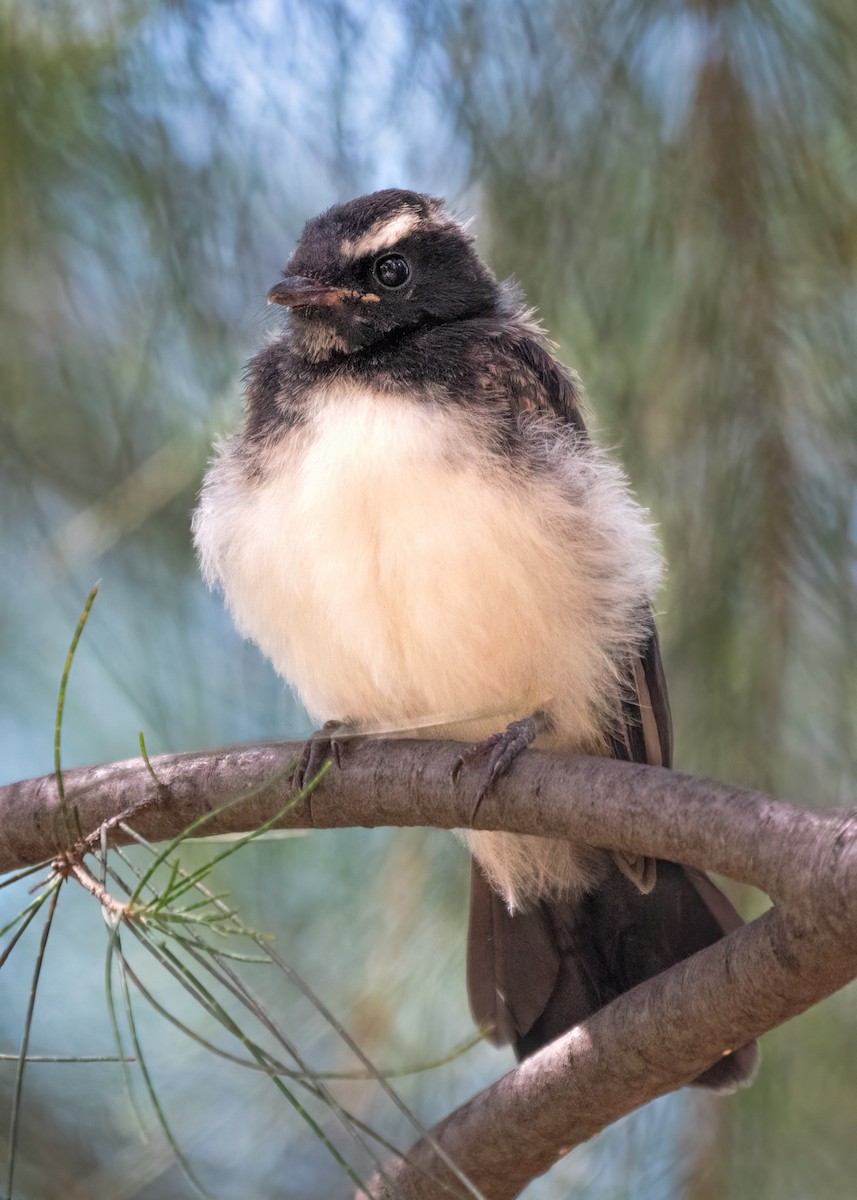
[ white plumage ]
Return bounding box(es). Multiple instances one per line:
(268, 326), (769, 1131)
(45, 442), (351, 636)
(193, 380), (662, 907)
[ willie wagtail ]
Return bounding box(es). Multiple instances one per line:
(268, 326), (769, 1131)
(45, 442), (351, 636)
(193, 188), (758, 1090)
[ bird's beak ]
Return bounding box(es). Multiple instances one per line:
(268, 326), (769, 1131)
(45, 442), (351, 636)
(267, 276), (355, 308)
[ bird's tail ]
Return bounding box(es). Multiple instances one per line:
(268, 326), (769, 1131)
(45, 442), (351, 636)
(467, 857), (759, 1091)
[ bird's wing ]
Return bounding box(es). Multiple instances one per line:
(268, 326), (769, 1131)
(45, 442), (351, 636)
(607, 619), (672, 891)
(477, 322), (674, 770)
(621, 618), (673, 769)
(465, 622), (674, 1048)
(466, 330), (757, 1088)
(474, 323), (590, 433)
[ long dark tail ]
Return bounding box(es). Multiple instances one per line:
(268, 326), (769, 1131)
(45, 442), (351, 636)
(467, 858), (759, 1091)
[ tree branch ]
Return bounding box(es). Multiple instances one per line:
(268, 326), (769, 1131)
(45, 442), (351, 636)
(2, 740), (856, 1199)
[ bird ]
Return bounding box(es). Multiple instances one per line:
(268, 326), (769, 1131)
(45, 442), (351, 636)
(192, 187), (758, 1090)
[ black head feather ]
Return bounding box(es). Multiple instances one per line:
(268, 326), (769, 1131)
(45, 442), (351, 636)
(270, 188), (499, 360)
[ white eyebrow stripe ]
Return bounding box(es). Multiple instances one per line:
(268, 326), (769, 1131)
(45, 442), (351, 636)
(340, 210), (422, 259)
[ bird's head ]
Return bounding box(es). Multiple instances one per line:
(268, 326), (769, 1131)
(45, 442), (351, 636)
(267, 189), (499, 361)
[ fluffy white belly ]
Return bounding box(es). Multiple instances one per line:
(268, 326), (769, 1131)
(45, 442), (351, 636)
(194, 385), (661, 902)
(195, 387), (656, 748)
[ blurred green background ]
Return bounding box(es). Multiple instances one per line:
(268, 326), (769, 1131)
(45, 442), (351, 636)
(2, 0), (856, 1196)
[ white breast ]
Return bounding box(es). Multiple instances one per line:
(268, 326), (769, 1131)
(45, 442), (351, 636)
(193, 384), (662, 901)
(195, 384), (660, 740)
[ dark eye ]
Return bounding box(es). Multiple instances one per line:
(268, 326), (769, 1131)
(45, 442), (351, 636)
(373, 254), (410, 289)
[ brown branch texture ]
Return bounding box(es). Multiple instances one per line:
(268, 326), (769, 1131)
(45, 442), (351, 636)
(2, 741), (857, 1199)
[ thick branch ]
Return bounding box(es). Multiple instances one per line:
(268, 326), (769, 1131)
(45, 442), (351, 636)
(2, 741), (856, 1199)
(0, 741), (849, 905)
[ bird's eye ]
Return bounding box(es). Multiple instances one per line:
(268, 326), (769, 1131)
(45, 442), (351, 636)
(373, 254), (410, 289)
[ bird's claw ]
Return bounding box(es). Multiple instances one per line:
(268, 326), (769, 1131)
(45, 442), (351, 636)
(293, 719), (353, 790)
(451, 732), (503, 785)
(452, 712), (549, 819)
(483, 721), (537, 787)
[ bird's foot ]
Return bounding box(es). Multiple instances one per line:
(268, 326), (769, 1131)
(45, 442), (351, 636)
(452, 710), (551, 819)
(293, 719), (355, 790)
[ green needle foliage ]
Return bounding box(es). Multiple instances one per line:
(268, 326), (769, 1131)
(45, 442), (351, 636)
(1, 593), (487, 1199)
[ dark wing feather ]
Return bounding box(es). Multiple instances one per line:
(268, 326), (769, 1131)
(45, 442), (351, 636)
(635, 619), (673, 768)
(471, 323), (590, 434)
(467, 861), (560, 1047)
(466, 329), (758, 1089)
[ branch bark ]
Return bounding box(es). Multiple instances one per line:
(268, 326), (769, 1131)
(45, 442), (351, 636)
(2, 741), (856, 1199)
